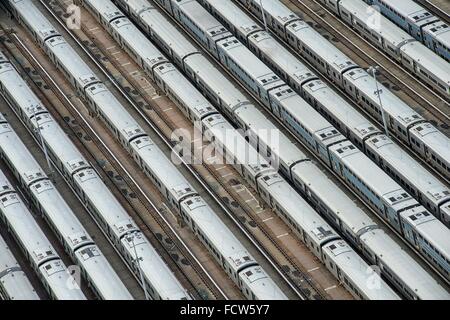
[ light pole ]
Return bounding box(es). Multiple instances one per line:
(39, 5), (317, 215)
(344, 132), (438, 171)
(128, 232), (150, 300)
(367, 66), (390, 138)
(259, 0), (268, 32)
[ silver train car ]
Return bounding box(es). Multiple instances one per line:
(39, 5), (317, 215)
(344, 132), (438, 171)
(118, 0), (450, 299)
(10, 0), (285, 300)
(234, 0), (450, 182)
(91, 0), (404, 300)
(0, 52), (188, 300)
(0, 233), (39, 300)
(363, 0), (450, 61)
(0, 98), (132, 300)
(0, 164), (86, 300)
(320, 0), (450, 96)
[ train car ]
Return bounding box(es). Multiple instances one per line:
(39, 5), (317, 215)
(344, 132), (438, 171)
(301, 79), (381, 150)
(321, 240), (399, 300)
(268, 87), (346, 166)
(237, 0), (300, 39)
(400, 41), (450, 96)
(365, 135), (450, 226)
(342, 68), (425, 141)
(0, 234), (39, 300)
(179, 196), (286, 300)
(361, 228), (449, 300)
(0, 167), (86, 300)
(119, 0), (200, 68)
(409, 122), (450, 181)
(328, 141), (417, 230)
(422, 21), (450, 61)
(400, 208), (450, 279)
(364, 0), (438, 42)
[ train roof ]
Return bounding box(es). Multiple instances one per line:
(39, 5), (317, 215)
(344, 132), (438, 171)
(29, 179), (93, 249)
(137, 3), (199, 59)
(155, 63), (216, 121)
(45, 36), (100, 89)
(175, 0), (231, 40)
(339, 0), (414, 49)
(291, 161), (377, 236)
(322, 240), (399, 300)
(254, 0), (299, 27)
(239, 265), (288, 300)
(361, 228), (450, 299)
(9, 0), (61, 43)
(122, 232), (189, 299)
(184, 54), (251, 111)
(409, 123), (450, 165)
(375, 0), (437, 26)
(257, 173), (339, 246)
(217, 37), (283, 87)
(84, 0), (125, 23)
(400, 42), (450, 85)
(86, 83), (146, 142)
(203, 0), (262, 38)
(303, 80), (381, 141)
(38, 260), (86, 300)
(270, 88), (345, 145)
(286, 21), (358, 74)
(234, 105), (308, 168)
(366, 135), (450, 205)
(343, 69), (424, 128)
(248, 31), (317, 85)
(111, 17), (168, 69)
(74, 245), (132, 299)
(330, 141), (414, 200)
(400, 207), (450, 260)
(130, 136), (197, 203)
(423, 21), (450, 46)
(180, 196), (256, 273)
(73, 168), (139, 238)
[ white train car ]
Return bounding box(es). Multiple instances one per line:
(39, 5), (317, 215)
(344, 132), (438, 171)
(0, 166), (86, 300)
(0, 233), (39, 300)
(361, 228), (449, 300)
(400, 208), (450, 279)
(321, 240), (399, 300)
(365, 135), (450, 226)
(400, 41), (450, 95)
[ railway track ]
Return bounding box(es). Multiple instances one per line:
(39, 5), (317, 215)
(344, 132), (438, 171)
(158, 0), (450, 288)
(45, 0), (345, 300)
(0, 26), (226, 300)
